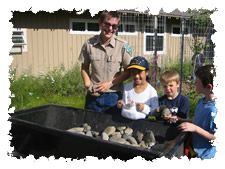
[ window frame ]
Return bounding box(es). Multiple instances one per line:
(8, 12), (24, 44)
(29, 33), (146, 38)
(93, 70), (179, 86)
(143, 32), (165, 55)
(171, 24), (190, 37)
(143, 16), (166, 55)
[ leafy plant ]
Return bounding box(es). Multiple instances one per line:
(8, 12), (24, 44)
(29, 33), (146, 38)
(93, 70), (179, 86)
(9, 64), (85, 111)
(187, 8), (217, 56)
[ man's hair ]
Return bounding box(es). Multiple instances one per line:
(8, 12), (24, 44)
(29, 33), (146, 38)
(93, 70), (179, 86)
(99, 10), (120, 24)
(195, 64), (216, 87)
(160, 70), (180, 84)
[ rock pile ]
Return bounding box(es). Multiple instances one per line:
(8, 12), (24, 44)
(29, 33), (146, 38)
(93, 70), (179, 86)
(67, 123), (156, 149)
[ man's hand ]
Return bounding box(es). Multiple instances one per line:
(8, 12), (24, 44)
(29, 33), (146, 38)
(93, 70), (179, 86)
(95, 81), (113, 93)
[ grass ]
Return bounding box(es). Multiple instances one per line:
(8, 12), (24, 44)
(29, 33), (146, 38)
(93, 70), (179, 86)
(11, 95), (85, 110)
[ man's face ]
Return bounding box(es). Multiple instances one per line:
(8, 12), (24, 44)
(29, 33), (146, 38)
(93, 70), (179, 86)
(99, 17), (119, 40)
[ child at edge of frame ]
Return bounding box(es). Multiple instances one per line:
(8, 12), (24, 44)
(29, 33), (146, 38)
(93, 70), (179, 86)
(178, 65), (217, 159)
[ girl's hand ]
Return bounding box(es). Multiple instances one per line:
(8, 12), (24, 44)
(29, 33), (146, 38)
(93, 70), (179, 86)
(136, 103), (144, 112)
(117, 100), (124, 109)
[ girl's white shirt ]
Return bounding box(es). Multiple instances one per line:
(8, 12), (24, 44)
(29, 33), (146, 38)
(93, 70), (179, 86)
(121, 82), (159, 120)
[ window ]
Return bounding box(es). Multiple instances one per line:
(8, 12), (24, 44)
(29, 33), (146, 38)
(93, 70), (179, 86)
(10, 28), (27, 54)
(145, 25), (154, 33)
(171, 25), (189, 36)
(72, 22), (85, 31)
(87, 22), (99, 31)
(172, 26), (181, 34)
(146, 35), (164, 51)
(123, 24), (135, 32)
(118, 13), (137, 35)
(118, 23), (137, 35)
(70, 19), (100, 34)
(144, 16), (165, 54)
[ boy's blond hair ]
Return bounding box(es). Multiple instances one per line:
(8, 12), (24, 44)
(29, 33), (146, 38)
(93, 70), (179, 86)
(160, 70), (180, 84)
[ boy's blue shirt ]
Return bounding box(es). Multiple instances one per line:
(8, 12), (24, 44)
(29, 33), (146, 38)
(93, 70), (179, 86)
(192, 96), (217, 159)
(159, 94), (190, 119)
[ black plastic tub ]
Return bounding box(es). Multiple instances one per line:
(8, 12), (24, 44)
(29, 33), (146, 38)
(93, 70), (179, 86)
(9, 104), (187, 160)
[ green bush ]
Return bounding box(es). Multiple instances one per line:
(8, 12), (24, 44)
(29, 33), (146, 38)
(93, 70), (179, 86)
(9, 65), (85, 111)
(164, 62), (193, 80)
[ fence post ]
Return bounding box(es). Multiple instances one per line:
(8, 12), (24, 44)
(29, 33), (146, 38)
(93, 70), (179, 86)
(152, 15), (158, 88)
(180, 17), (185, 94)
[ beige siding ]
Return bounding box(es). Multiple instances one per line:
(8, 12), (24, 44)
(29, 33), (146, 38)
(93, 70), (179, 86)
(11, 27), (93, 76)
(11, 28), (144, 76)
(11, 28), (197, 76)
(159, 33), (197, 68)
(119, 32), (144, 56)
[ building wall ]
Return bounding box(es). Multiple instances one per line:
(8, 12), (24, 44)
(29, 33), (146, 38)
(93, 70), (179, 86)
(162, 33), (194, 67)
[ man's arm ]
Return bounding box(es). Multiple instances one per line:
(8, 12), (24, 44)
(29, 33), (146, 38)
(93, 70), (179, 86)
(95, 70), (130, 93)
(112, 69), (130, 86)
(81, 63), (91, 89)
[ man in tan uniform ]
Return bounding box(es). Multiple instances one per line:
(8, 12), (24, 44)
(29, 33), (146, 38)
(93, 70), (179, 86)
(79, 10), (132, 113)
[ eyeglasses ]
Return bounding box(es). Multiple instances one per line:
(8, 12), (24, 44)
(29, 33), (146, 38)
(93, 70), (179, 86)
(103, 22), (119, 30)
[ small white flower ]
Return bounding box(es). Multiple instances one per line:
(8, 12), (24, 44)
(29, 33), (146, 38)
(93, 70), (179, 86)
(50, 76), (55, 83)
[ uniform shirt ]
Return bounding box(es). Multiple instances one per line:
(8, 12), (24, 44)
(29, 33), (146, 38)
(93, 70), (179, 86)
(192, 97), (217, 159)
(79, 35), (132, 92)
(159, 94), (189, 119)
(121, 82), (159, 120)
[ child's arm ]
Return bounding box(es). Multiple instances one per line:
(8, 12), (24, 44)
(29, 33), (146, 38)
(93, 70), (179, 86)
(168, 116), (192, 123)
(178, 122), (216, 140)
(149, 95), (159, 115)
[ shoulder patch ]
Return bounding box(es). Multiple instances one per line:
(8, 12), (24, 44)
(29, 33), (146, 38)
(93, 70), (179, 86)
(123, 43), (133, 55)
